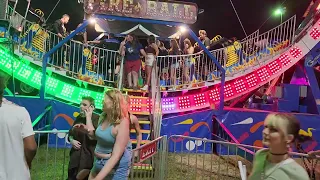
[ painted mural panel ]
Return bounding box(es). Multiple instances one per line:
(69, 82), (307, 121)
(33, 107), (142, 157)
(220, 111), (320, 153)
(161, 110), (213, 153)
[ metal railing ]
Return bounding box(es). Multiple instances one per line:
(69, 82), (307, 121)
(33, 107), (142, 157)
(157, 16), (296, 90)
(18, 19), (121, 86)
(30, 130), (319, 180)
(157, 52), (223, 90)
(5, 6), (297, 90)
(165, 135), (320, 180)
(241, 30), (260, 42)
(32, 105), (52, 130)
(30, 130), (167, 180)
(220, 16), (296, 77)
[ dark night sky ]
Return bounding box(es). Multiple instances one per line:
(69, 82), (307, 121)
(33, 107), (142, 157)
(15, 0), (311, 40)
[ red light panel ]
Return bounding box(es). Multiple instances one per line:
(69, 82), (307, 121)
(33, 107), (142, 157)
(257, 67), (270, 82)
(245, 73), (258, 88)
(279, 54), (291, 67)
(267, 59), (281, 75)
(130, 98), (143, 112)
(310, 27), (320, 40)
(178, 96), (191, 109)
(289, 47), (302, 58)
(209, 88), (220, 101)
(194, 93), (207, 107)
(146, 98), (153, 112)
(224, 84), (233, 98)
(233, 79), (247, 94)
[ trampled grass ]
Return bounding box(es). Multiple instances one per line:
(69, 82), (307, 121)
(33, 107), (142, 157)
(30, 146), (252, 180)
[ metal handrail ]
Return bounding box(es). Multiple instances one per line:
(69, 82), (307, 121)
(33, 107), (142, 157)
(32, 105), (52, 127)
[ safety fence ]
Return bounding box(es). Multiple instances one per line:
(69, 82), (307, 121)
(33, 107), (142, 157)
(30, 131), (319, 180)
(157, 16), (296, 90)
(165, 135), (320, 180)
(30, 130), (167, 180)
(209, 16), (296, 78)
(17, 19), (120, 86)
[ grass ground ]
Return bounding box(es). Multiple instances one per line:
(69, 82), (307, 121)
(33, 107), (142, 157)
(31, 146), (253, 180)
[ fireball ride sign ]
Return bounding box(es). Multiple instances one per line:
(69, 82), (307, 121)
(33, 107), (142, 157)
(84, 0), (198, 24)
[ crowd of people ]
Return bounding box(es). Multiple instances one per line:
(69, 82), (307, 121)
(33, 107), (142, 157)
(48, 14), (241, 90)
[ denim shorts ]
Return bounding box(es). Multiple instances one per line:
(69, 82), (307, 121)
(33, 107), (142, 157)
(92, 149), (132, 180)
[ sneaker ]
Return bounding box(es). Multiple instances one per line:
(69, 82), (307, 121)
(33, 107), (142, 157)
(140, 85), (148, 91)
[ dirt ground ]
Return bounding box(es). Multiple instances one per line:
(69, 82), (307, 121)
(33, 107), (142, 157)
(165, 153), (253, 180)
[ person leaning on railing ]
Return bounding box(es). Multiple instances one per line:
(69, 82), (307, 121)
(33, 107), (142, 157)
(248, 113), (311, 180)
(67, 96), (99, 180)
(119, 34), (147, 90)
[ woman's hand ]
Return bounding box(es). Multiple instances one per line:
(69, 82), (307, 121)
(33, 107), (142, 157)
(71, 139), (81, 150)
(73, 123), (86, 129)
(85, 106), (94, 118)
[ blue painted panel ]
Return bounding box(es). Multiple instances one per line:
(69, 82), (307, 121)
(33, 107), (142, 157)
(161, 110), (213, 153)
(220, 111), (320, 154)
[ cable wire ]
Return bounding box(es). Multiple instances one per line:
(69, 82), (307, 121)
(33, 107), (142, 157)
(45, 0), (62, 22)
(229, 0), (248, 37)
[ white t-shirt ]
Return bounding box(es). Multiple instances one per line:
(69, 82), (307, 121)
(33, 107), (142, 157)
(0, 99), (34, 180)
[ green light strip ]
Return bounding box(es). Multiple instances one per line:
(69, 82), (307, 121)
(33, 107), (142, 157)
(0, 46), (105, 109)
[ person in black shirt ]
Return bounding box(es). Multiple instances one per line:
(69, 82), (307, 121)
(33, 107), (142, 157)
(52, 14), (70, 38)
(67, 96), (99, 180)
(49, 14), (70, 69)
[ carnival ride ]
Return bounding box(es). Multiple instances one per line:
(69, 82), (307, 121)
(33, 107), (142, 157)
(1, 0), (320, 178)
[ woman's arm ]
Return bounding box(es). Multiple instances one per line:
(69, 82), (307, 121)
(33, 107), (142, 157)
(151, 43), (159, 56)
(140, 49), (147, 58)
(88, 40), (101, 44)
(94, 119), (130, 179)
(85, 106), (96, 138)
(188, 47), (195, 54)
(119, 41), (126, 56)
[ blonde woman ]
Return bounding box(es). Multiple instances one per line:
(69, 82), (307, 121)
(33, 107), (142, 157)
(249, 113), (310, 180)
(77, 89), (131, 179)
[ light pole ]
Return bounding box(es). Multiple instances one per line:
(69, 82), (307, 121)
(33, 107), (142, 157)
(274, 7), (286, 24)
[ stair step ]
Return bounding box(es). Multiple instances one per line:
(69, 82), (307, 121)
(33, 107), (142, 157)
(131, 139), (151, 144)
(133, 163), (153, 170)
(138, 120), (150, 124)
(132, 112), (150, 115)
(137, 116), (149, 120)
(123, 88), (149, 93)
(131, 129), (150, 134)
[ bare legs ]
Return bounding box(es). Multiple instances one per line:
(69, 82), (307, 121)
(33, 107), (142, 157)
(145, 65), (152, 86)
(127, 71), (139, 88)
